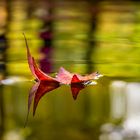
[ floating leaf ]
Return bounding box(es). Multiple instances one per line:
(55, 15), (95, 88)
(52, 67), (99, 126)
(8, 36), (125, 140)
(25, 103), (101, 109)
(23, 33), (103, 123)
(56, 67), (101, 84)
(23, 33), (60, 118)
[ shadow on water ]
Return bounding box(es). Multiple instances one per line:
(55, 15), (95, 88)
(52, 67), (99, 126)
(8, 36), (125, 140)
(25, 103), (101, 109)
(0, 32), (7, 139)
(0, 85), (4, 139)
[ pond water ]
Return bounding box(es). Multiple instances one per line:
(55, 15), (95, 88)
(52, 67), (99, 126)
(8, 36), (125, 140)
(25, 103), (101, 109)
(0, 65), (140, 140)
(0, 1), (140, 140)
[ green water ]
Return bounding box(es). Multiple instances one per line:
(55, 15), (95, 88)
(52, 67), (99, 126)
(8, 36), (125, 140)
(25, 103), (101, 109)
(0, 69), (140, 140)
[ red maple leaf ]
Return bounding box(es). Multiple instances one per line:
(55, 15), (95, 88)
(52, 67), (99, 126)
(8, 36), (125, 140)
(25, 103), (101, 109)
(23, 33), (102, 125)
(56, 67), (101, 99)
(56, 67), (100, 84)
(23, 34), (60, 126)
(70, 75), (85, 100)
(55, 67), (73, 84)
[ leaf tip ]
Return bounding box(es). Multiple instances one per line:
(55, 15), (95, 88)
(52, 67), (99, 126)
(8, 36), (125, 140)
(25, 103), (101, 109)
(73, 95), (77, 100)
(24, 111), (29, 128)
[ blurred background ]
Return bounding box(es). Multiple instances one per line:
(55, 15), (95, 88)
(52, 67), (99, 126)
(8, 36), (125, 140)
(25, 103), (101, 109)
(1, 0), (140, 140)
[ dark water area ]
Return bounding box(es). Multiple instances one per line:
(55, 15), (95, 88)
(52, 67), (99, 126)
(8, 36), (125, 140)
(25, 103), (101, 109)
(0, 0), (140, 140)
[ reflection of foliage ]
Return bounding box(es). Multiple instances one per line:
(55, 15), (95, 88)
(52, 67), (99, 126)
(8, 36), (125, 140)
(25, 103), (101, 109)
(94, 3), (140, 77)
(53, 20), (89, 64)
(6, 1), (140, 77)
